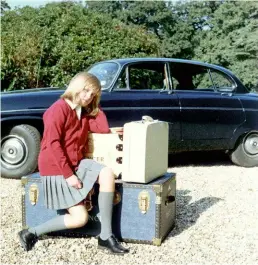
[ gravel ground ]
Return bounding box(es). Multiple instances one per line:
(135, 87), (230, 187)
(1, 151), (258, 265)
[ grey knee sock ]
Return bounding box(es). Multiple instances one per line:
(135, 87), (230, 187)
(98, 191), (114, 240)
(28, 215), (67, 237)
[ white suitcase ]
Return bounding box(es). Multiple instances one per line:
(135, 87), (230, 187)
(85, 127), (123, 178)
(122, 117), (169, 183)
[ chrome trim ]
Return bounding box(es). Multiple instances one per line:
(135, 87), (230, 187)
(1, 108), (47, 113)
(1, 134), (29, 168)
(243, 133), (258, 155)
(2, 106), (254, 113)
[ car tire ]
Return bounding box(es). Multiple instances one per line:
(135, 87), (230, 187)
(229, 132), (258, 167)
(1, 124), (41, 179)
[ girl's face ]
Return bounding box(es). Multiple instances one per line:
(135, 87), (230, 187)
(77, 87), (98, 107)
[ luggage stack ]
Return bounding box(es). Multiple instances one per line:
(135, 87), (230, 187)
(21, 117), (176, 246)
(85, 116), (169, 184)
(22, 172), (176, 246)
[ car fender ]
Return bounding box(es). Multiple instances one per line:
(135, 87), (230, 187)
(1, 116), (44, 136)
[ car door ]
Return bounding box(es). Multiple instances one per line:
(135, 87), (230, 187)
(169, 62), (245, 150)
(101, 61), (181, 150)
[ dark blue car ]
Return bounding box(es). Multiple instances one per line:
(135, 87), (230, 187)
(1, 58), (258, 179)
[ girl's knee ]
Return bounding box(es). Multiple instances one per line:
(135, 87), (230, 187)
(67, 206), (89, 228)
(73, 211), (88, 227)
(101, 167), (114, 176)
(99, 167), (115, 184)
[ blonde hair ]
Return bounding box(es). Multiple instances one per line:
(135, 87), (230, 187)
(61, 72), (101, 116)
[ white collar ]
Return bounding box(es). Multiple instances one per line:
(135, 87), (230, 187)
(64, 99), (78, 110)
(64, 99), (82, 119)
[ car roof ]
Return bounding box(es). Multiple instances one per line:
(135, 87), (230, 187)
(99, 57), (234, 76)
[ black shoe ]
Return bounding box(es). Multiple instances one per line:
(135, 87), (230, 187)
(98, 235), (129, 255)
(18, 229), (38, 251)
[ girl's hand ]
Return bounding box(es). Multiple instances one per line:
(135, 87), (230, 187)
(66, 174), (82, 189)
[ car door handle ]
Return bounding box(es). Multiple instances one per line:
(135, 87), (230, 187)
(221, 92), (233, 97)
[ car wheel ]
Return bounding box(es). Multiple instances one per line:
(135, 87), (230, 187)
(230, 132), (258, 167)
(1, 124), (41, 179)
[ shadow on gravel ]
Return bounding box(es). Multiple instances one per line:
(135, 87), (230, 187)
(167, 189), (222, 239)
(168, 150), (233, 167)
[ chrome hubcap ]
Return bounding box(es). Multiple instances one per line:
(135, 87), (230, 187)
(1, 135), (27, 165)
(244, 133), (258, 155)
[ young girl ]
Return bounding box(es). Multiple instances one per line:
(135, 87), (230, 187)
(18, 72), (129, 255)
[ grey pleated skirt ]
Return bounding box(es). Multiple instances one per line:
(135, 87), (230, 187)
(42, 159), (105, 210)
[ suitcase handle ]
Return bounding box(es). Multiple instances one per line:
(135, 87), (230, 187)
(165, 195), (175, 205)
(142, 115), (154, 123)
(116, 144), (123, 151)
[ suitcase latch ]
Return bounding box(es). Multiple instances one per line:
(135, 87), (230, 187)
(29, 184), (39, 205)
(138, 191), (150, 214)
(116, 157), (123, 164)
(116, 144), (123, 151)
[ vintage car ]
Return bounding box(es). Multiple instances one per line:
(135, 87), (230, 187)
(1, 58), (258, 179)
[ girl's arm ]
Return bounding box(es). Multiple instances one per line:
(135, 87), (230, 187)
(88, 107), (110, 133)
(43, 103), (74, 178)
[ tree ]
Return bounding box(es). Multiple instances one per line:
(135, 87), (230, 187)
(1, 2), (159, 90)
(87, 1), (176, 56)
(86, 1), (223, 58)
(2, 1), (257, 90)
(1, 0), (10, 13)
(86, 1), (123, 18)
(194, 1), (258, 89)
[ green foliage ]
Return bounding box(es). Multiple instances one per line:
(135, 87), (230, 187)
(1, 2), (158, 90)
(86, 1), (222, 58)
(2, 0), (257, 90)
(86, 1), (123, 18)
(1, 0), (10, 13)
(86, 0), (257, 89)
(194, 1), (258, 89)
(1, 7), (44, 90)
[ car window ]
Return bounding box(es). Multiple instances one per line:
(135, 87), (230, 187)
(87, 62), (119, 90)
(169, 62), (233, 92)
(192, 71), (213, 89)
(114, 70), (127, 89)
(170, 63), (210, 91)
(113, 62), (166, 90)
(210, 70), (234, 91)
(171, 77), (179, 89)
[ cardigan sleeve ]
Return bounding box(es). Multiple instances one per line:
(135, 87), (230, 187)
(88, 107), (110, 133)
(43, 102), (74, 178)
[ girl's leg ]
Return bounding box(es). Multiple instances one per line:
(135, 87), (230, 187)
(29, 204), (88, 235)
(97, 167), (129, 254)
(65, 204), (89, 229)
(97, 167), (115, 240)
(18, 204), (88, 251)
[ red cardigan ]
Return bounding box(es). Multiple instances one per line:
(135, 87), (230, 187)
(38, 99), (110, 178)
